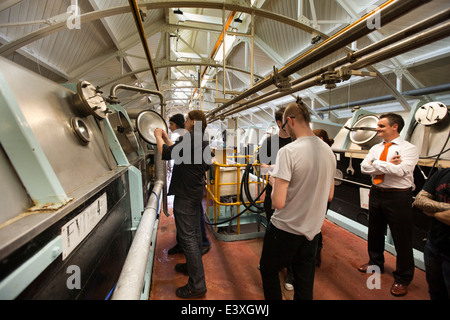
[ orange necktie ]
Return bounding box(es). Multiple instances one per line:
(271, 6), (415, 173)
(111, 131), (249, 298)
(373, 142), (393, 185)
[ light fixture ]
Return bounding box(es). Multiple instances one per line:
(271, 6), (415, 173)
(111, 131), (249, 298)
(311, 35), (321, 44)
(139, 9), (146, 22)
(234, 12), (243, 23)
(173, 8), (183, 15)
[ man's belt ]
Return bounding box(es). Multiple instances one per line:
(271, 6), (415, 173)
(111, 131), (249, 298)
(371, 185), (412, 192)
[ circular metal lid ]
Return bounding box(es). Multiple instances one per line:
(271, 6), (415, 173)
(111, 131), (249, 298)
(76, 81), (109, 119)
(117, 111), (140, 153)
(136, 110), (168, 144)
(415, 101), (448, 125)
(349, 115), (381, 146)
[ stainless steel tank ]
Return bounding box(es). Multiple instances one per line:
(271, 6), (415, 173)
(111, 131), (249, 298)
(0, 57), (153, 299)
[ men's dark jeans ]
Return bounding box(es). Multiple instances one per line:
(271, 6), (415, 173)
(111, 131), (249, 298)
(175, 204), (210, 248)
(260, 223), (319, 300)
(173, 196), (206, 292)
(424, 240), (450, 300)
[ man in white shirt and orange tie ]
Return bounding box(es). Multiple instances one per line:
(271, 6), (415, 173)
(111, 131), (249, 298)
(359, 113), (419, 297)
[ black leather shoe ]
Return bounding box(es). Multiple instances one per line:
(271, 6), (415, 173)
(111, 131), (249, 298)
(176, 284), (206, 299)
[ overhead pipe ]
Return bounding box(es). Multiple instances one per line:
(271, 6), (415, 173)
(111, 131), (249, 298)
(109, 83), (165, 104)
(350, 21), (450, 71)
(216, 78), (319, 119)
(316, 83), (450, 112)
(216, 20), (450, 119)
(225, 8), (450, 117)
(207, 0), (431, 119)
(213, 13), (450, 117)
(128, 0), (160, 91)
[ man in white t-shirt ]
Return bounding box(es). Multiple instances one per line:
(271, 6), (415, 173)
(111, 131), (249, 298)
(259, 99), (336, 300)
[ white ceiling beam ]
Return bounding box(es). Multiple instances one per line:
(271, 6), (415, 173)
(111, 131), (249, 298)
(88, 0), (136, 77)
(0, 35), (70, 80)
(69, 20), (165, 80)
(98, 60), (264, 88)
(0, 1), (327, 57)
(174, 34), (209, 62)
(253, 35), (284, 67)
(0, 0), (23, 12)
(308, 0), (318, 28)
(174, 12), (222, 26)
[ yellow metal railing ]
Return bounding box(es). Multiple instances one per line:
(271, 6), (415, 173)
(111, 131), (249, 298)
(206, 154), (268, 234)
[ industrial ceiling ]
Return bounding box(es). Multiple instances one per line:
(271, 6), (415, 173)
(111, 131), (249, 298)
(1, 0), (449, 130)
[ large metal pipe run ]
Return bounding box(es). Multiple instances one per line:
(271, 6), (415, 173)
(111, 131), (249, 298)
(207, 0), (431, 119)
(218, 78), (318, 118)
(215, 19), (450, 119)
(350, 21), (450, 71)
(111, 179), (164, 300)
(219, 8), (450, 118)
(108, 83), (167, 299)
(316, 83), (450, 112)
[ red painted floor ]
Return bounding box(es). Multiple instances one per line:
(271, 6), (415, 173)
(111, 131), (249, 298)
(149, 204), (430, 300)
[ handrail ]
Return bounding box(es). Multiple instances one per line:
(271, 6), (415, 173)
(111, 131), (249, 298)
(206, 160), (266, 233)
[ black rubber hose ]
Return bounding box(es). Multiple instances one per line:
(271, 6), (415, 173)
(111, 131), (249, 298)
(242, 162), (266, 213)
(205, 162), (267, 225)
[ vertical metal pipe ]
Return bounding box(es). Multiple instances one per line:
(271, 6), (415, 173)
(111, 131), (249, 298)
(222, 7), (226, 96)
(109, 84), (168, 299)
(250, 12), (255, 88)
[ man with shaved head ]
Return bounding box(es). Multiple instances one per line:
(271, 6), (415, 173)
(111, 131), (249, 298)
(259, 99), (336, 300)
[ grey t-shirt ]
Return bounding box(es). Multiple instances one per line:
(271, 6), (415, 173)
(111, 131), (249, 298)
(271, 136), (336, 240)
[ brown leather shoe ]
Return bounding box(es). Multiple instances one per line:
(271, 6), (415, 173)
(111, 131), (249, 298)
(358, 263), (384, 273)
(390, 282), (408, 297)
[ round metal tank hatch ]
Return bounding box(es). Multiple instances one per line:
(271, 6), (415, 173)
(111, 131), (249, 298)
(349, 115), (382, 149)
(74, 81), (109, 119)
(136, 110), (168, 145)
(415, 101), (448, 125)
(116, 111), (140, 154)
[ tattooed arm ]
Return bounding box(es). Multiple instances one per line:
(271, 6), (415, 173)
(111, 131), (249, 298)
(414, 190), (450, 226)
